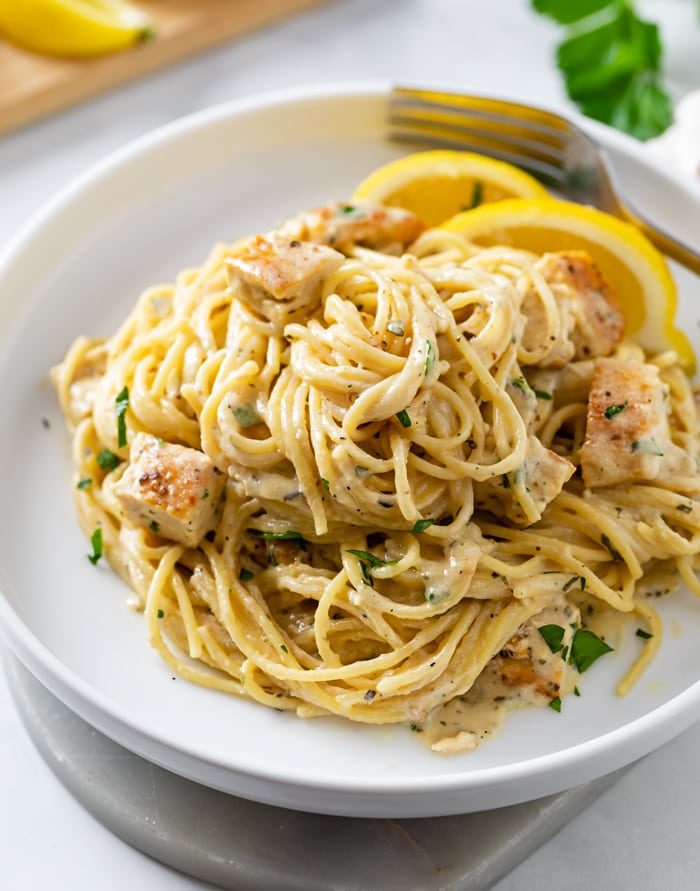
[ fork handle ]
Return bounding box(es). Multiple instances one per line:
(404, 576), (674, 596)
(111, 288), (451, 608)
(620, 209), (700, 276)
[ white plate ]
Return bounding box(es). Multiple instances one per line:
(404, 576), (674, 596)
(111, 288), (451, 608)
(1, 83), (700, 819)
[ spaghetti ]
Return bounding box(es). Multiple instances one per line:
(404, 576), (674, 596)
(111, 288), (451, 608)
(52, 198), (700, 752)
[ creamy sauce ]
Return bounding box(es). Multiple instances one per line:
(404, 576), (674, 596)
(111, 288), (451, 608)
(418, 600), (579, 754)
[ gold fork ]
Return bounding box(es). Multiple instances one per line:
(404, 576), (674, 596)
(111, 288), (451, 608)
(388, 86), (700, 275)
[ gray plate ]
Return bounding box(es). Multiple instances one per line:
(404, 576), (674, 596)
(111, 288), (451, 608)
(5, 653), (622, 891)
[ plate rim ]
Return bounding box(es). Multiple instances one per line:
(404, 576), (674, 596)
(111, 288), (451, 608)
(2, 79), (700, 816)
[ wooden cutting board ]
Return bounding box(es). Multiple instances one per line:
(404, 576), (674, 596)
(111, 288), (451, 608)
(0, 0), (330, 135)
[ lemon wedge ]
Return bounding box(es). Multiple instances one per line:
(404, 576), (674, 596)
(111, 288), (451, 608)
(441, 198), (694, 371)
(352, 150), (549, 227)
(0, 0), (154, 58)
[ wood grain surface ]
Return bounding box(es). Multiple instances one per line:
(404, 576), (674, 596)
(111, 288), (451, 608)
(0, 0), (330, 135)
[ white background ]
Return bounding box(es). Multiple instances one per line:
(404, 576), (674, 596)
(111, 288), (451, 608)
(2, 1), (700, 888)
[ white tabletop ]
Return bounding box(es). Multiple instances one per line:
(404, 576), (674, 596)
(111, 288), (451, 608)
(3, 1), (700, 888)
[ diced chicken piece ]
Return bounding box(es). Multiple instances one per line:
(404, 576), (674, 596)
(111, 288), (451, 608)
(114, 433), (224, 547)
(226, 233), (344, 327)
(279, 200), (424, 252)
(474, 437), (575, 525)
(536, 251), (625, 360)
(494, 599), (579, 699)
(520, 251), (625, 367)
(580, 357), (695, 488)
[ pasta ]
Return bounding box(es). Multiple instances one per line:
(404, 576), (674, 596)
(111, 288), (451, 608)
(52, 198), (700, 753)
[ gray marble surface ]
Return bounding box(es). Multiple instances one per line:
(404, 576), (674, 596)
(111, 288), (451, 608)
(2, 1), (700, 888)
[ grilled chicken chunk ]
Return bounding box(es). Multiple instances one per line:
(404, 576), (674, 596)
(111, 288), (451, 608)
(279, 200), (424, 252)
(226, 233), (344, 327)
(114, 433), (224, 547)
(580, 357), (694, 488)
(522, 251), (625, 366)
(475, 437), (575, 525)
(495, 598), (579, 699)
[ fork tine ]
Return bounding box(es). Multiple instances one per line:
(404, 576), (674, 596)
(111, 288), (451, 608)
(389, 87), (575, 186)
(391, 87), (571, 138)
(389, 118), (570, 186)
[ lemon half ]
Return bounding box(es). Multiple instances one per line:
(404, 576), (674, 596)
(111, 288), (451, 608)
(0, 0), (154, 58)
(441, 198), (694, 371)
(352, 150), (549, 227)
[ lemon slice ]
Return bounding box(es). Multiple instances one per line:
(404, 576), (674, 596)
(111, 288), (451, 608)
(0, 0), (154, 58)
(441, 198), (694, 371)
(352, 150), (549, 227)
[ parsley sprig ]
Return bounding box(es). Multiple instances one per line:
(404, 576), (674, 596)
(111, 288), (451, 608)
(532, 0), (673, 141)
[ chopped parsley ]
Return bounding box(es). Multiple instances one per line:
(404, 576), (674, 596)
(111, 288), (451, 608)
(280, 643), (289, 653)
(321, 478), (330, 491)
(259, 530), (305, 543)
(533, 388), (552, 400)
(115, 386), (129, 448)
(635, 628), (653, 639)
(604, 401), (628, 419)
(511, 377), (528, 393)
(157, 609), (164, 619)
(424, 341), (436, 377)
(149, 521), (160, 533)
(239, 568), (255, 582)
(631, 437), (663, 456)
(469, 180), (483, 209)
(87, 528), (103, 565)
(548, 696), (562, 713)
(259, 530), (304, 541)
(396, 409), (412, 428)
(424, 586), (450, 604)
(346, 548), (398, 570)
(97, 449), (120, 471)
(232, 403), (262, 428)
(76, 478), (92, 490)
(539, 623), (566, 654)
(412, 518), (436, 534)
(569, 628), (614, 673)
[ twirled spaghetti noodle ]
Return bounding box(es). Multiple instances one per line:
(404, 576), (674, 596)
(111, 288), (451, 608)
(52, 198), (700, 752)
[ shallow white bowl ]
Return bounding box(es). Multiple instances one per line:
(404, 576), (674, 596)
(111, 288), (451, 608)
(1, 82), (700, 818)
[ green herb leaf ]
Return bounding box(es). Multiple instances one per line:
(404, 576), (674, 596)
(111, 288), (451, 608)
(396, 409), (412, 428)
(259, 530), (305, 542)
(346, 548), (399, 569)
(76, 478), (92, 490)
(469, 180), (484, 209)
(604, 401), (628, 419)
(631, 437), (664, 456)
(97, 449), (120, 471)
(636, 627), (653, 639)
(533, 388), (553, 400)
(511, 377), (528, 393)
(531, 0), (673, 141)
(232, 403), (262, 428)
(539, 623), (566, 654)
(548, 696), (562, 713)
(569, 628), (614, 673)
(412, 518), (436, 534)
(280, 643), (289, 653)
(157, 608), (164, 618)
(424, 341), (436, 377)
(87, 527), (103, 565)
(239, 568), (254, 582)
(115, 386), (129, 449)
(149, 520), (160, 533)
(321, 478), (330, 491)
